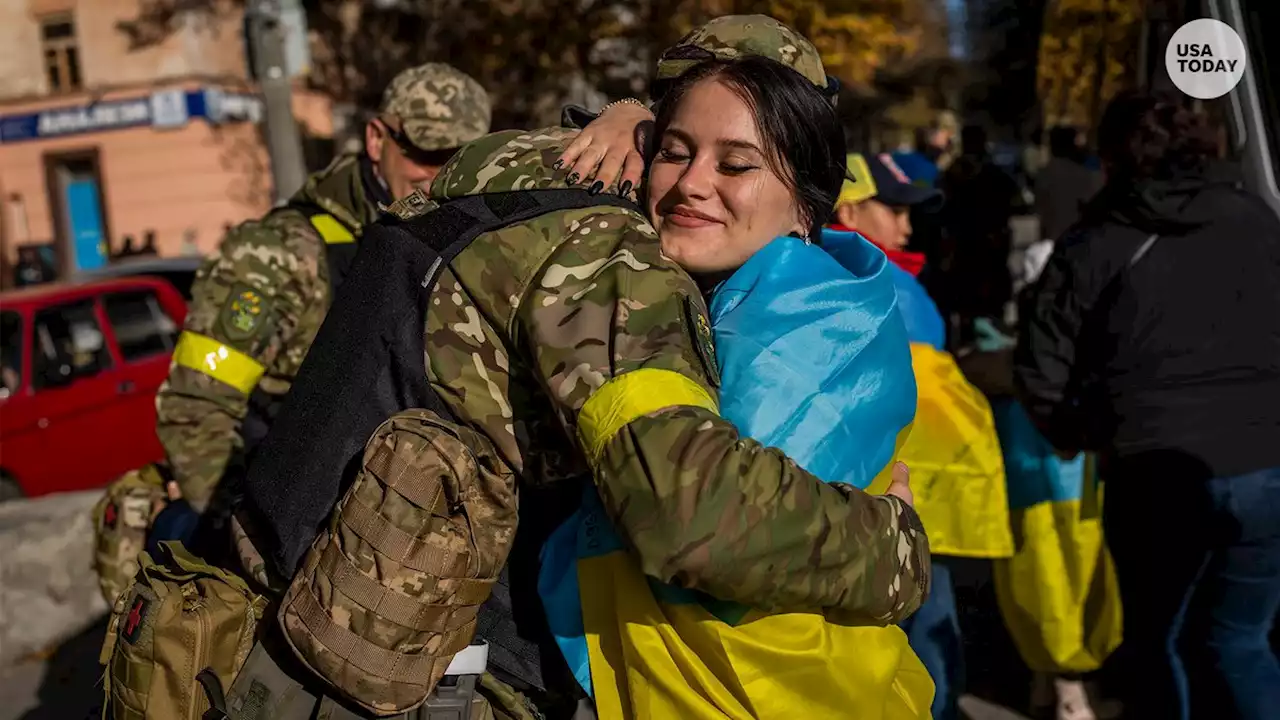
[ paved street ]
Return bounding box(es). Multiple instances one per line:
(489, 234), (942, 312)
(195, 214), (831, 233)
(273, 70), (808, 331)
(0, 616), (106, 720)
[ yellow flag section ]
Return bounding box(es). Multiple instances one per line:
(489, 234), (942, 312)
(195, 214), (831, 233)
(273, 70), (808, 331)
(578, 540), (934, 720)
(573, 366), (932, 719)
(868, 344), (1014, 559)
(990, 403), (1123, 673)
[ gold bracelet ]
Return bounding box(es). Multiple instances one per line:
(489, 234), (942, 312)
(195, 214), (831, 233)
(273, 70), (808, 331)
(600, 97), (647, 113)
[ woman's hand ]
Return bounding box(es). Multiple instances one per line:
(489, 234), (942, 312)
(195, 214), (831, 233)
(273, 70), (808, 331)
(557, 102), (654, 198)
(884, 461), (914, 507)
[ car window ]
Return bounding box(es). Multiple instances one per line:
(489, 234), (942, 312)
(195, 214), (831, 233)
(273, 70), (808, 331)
(103, 290), (178, 362)
(0, 311), (22, 398)
(32, 299), (112, 389)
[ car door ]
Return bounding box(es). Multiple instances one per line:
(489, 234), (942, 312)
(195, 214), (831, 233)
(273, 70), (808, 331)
(0, 308), (36, 497)
(100, 284), (181, 471)
(24, 295), (126, 495)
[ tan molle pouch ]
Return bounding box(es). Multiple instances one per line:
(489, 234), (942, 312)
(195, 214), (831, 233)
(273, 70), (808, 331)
(278, 409), (518, 716)
(93, 464), (169, 605)
(99, 541), (266, 720)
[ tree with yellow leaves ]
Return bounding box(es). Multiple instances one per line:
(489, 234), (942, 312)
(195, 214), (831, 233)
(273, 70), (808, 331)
(680, 0), (936, 92)
(765, 0), (930, 91)
(118, 0), (943, 129)
(1038, 0), (1147, 137)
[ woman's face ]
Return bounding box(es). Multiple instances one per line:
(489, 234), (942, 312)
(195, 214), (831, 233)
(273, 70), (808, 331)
(646, 77), (806, 275)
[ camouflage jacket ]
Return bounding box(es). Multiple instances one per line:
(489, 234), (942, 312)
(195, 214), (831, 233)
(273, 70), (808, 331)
(389, 128), (930, 621)
(156, 153), (384, 509)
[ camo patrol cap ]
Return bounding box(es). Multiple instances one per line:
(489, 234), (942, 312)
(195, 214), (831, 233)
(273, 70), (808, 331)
(655, 15), (835, 95)
(379, 63), (492, 152)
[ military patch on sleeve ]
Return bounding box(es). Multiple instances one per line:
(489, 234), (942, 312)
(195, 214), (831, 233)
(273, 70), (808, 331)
(219, 284), (271, 342)
(685, 295), (719, 388)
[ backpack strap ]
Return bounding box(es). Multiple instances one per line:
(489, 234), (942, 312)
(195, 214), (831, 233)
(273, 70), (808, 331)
(197, 668), (231, 720)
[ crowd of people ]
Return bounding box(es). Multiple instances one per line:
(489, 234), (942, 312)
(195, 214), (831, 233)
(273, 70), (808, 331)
(84, 12), (1280, 720)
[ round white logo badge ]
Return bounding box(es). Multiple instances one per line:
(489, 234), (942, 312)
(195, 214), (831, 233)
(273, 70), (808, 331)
(1166, 19), (1247, 99)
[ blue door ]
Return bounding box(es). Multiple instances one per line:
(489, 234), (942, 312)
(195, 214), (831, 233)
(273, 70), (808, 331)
(65, 178), (107, 271)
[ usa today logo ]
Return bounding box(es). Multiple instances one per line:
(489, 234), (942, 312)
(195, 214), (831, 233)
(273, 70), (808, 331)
(1166, 19), (1247, 99)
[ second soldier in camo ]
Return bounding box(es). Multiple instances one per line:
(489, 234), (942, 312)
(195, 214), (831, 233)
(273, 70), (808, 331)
(155, 63), (492, 517)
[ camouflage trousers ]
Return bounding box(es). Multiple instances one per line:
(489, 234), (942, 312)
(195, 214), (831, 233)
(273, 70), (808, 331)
(224, 635), (552, 720)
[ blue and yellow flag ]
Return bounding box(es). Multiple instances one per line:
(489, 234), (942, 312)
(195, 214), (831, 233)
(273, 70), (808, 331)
(827, 230), (1013, 559)
(540, 234), (933, 719)
(873, 344), (1014, 559)
(990, 400), (1123, 673)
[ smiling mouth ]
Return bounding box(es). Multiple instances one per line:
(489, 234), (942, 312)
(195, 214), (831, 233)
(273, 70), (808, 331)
(665, 207), (722, 228)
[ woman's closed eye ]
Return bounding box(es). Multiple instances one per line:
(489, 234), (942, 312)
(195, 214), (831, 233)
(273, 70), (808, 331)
(657, 146), (690, 163)
(719, 159), (757, 175)
(657, 147), (756, 176)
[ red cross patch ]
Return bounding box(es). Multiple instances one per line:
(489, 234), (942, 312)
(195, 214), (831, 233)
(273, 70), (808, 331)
(122, 596), (149, 644)
(103, 502), (118, 530)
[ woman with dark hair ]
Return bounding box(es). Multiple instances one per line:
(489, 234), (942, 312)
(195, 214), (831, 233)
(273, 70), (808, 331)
(1016, 90), (1280, 720)
(645, 57), (847, 279)
(542, 55), (932, 719)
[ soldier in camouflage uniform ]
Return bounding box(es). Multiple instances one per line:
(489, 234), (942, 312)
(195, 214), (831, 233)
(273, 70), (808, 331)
(155, 63), (491, 512)
(228, 18), (928, 719)
(401, 109), (931, 612)
(369, 123), (930, 715)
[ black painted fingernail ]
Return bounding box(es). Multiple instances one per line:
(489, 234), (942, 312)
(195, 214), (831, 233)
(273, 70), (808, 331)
(619, 180), (633, 197)
(589, 180), (604, 195)
(553, 160), (564, 170)
(567, 172), (580, 185)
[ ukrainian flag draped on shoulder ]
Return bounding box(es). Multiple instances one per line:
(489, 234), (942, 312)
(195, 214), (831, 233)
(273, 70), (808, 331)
(826, 230), (1013, 558)
(539, 234), (933, 719)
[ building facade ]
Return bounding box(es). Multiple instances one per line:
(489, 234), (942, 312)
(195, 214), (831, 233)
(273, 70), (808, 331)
(0, 0), (332, 286)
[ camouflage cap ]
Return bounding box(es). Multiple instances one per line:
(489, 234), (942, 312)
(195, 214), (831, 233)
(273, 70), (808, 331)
(379, 63), (492, 152)
(655, 15), (832, 93)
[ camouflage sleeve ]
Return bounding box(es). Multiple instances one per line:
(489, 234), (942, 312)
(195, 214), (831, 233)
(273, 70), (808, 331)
(155, 218), (326, 510)
(514, 210), (930, 624)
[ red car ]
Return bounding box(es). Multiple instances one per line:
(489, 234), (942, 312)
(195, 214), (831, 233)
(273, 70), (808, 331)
(0, 276), (187, 500)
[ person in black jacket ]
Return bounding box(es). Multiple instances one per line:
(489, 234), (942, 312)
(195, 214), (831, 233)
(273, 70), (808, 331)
(1015, 90), (1280, 720)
